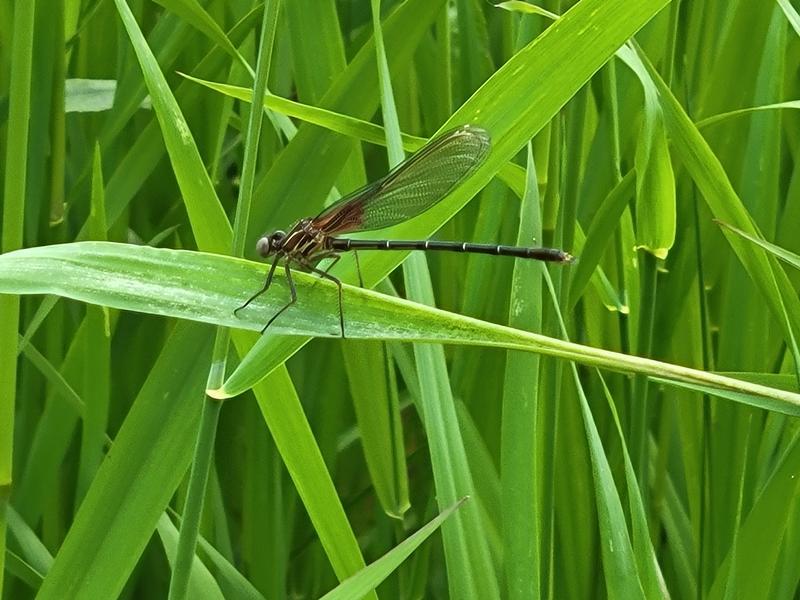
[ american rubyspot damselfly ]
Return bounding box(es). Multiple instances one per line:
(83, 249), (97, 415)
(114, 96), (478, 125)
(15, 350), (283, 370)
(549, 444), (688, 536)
(236, 125), (574, 336)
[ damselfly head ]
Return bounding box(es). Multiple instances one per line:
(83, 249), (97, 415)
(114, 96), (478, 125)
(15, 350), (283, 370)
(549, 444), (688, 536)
(256, 231), (286, 257)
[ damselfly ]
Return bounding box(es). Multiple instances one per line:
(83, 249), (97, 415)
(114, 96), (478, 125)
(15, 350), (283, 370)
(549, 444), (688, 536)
(236, 125), (574, 336)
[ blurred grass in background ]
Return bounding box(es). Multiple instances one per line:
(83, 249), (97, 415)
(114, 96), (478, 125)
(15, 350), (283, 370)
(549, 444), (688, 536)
(1, 0), (800, 598)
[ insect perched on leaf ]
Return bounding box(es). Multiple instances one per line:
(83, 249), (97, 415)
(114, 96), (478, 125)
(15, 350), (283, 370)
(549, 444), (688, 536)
(236, 125), (574, 336)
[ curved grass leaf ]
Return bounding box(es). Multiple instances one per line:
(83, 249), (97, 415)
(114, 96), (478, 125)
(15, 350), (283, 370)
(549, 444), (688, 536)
(715, 220), (800, 271)
(1, 241), (797, 416)
(320, 499), (467, 600)
(695, 100), (800, 130)
(154, 0), (251, 75)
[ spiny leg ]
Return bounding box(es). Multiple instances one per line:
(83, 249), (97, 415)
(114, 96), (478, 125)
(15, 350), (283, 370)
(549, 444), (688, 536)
(261, 262), (298, 333)
(235, 252), (281, 316)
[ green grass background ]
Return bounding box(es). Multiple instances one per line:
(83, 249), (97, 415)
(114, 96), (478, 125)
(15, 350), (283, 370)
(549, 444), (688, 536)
(1, 0), (800, 598)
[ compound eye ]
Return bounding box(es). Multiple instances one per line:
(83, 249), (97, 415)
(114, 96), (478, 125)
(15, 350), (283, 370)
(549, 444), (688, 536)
(256, 230), (286, 257)
(254, 236), (273, 257)
(255, 237), (270, 257)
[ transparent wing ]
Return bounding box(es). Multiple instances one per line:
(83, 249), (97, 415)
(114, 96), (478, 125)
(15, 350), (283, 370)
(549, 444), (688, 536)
(312, 125), (491, 234)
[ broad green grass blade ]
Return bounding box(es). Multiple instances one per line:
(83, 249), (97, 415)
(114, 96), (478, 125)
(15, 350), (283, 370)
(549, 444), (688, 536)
(545, 266), (649, 597)
(0, 0), (36, 587)
(2, 242), (797, 413)
(36, 323), (213, 599)
(501, 146), (544, 599)
(112, 0), (231, 255)
(568, 368), (645, 598)
(568, 171), (635, 308)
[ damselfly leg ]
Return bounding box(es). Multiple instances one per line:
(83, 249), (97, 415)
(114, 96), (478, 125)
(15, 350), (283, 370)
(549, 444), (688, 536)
(234, 253), (282, 316)
(261, 262), (298, 333)
(297, 254), (346, 338)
